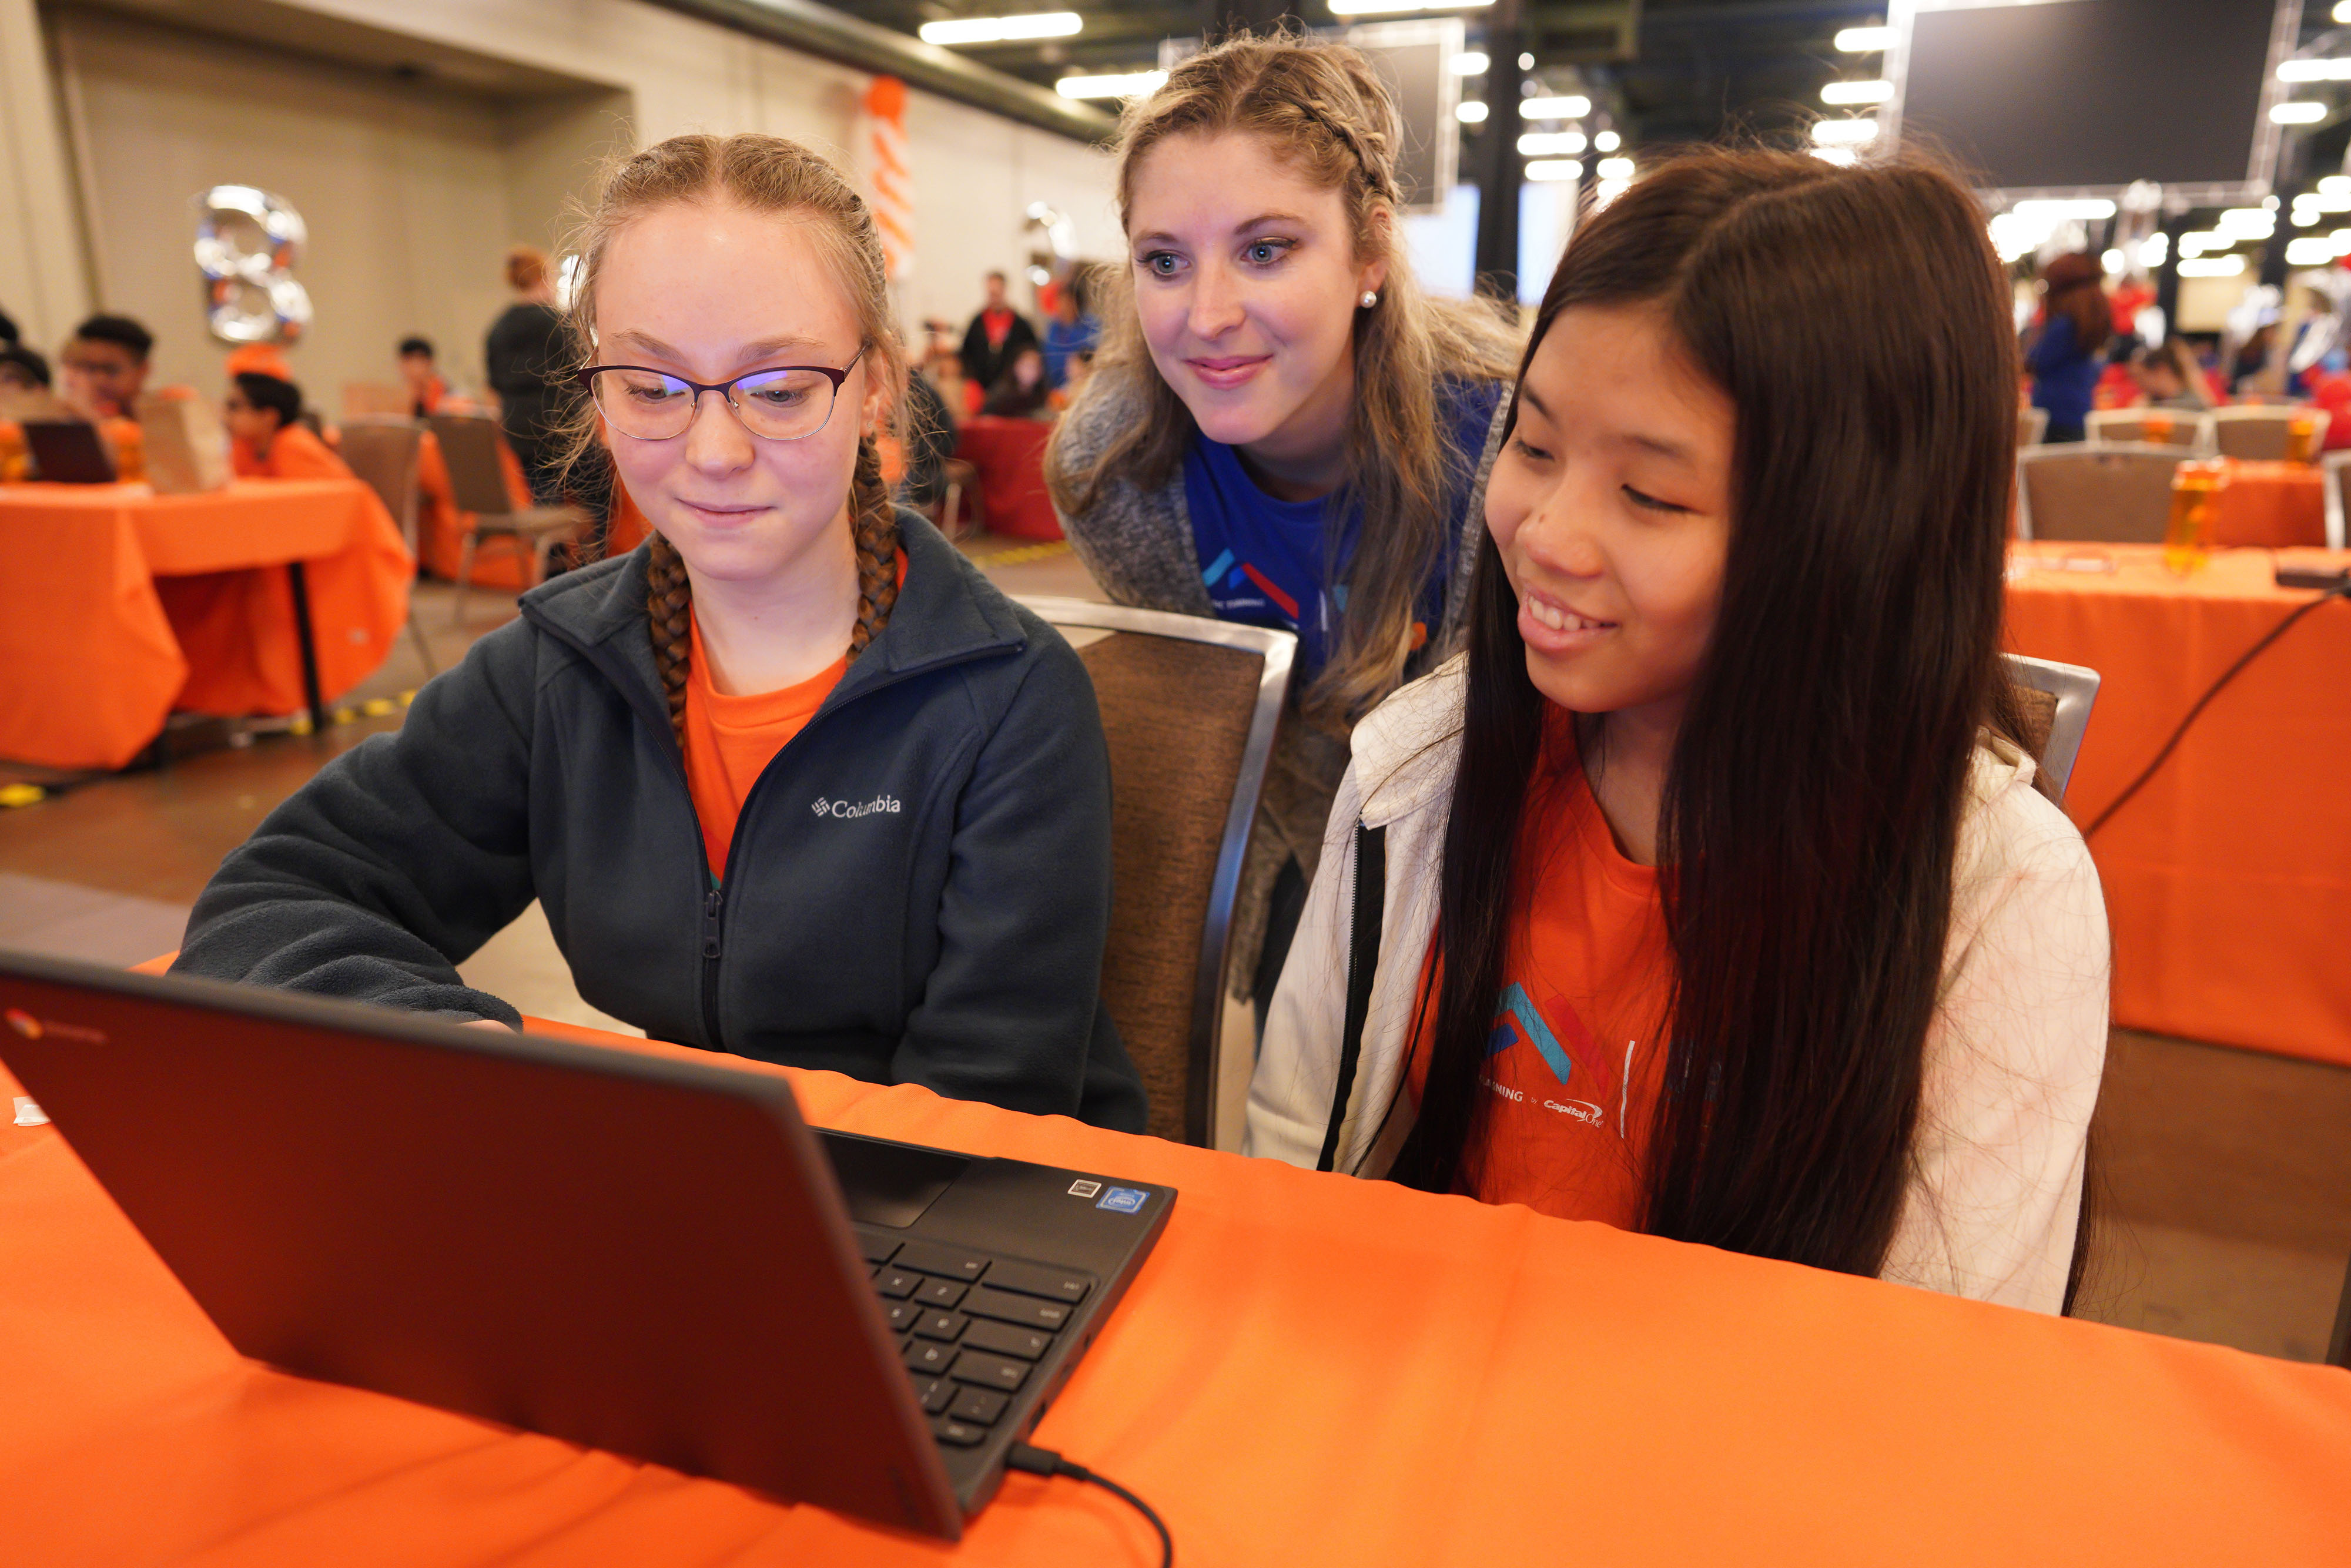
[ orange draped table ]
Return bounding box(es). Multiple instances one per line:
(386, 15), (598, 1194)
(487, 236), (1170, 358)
(2209, 460), (2328, 548)
(2006, 543), (2351, 1066)
(0, 480), (413, 770)
(1, 1020), (2346, 1566)
(953, 417), (1061, 541)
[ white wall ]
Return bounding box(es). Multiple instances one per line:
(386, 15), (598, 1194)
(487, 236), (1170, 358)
(0, 0), (89, 349)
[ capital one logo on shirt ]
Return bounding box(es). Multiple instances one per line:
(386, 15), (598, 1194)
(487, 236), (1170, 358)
(1488, 983), (1609, 1127)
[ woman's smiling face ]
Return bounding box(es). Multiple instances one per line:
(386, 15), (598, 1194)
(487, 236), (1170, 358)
(594, 200), (878, 588)
(1124, 130), (1385, 478)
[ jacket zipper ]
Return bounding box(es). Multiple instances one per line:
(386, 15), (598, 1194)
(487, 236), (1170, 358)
(699, 883), (725, 1048)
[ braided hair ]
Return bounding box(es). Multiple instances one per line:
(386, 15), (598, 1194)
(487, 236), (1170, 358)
(555, 132), (911, 748)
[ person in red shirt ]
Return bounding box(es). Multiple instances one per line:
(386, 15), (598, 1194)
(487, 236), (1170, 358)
(225, 372), (351, 480)
(957, 270), (1038, 411)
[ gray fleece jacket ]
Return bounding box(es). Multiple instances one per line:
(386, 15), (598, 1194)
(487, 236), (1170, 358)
(1047, 365), (1511, 998)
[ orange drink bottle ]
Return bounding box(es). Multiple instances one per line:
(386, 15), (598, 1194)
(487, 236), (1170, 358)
(2144, 411), (2175, 444)
(2286, 413), (2317, 464)
(2164, 460), (2224, 574)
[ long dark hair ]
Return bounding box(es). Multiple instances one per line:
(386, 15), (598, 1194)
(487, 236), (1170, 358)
(1388, 148), (2032, 1281)
(2041, 251), (2112, 360)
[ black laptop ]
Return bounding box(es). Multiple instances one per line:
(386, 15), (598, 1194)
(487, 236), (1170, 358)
(0, 950), (1174, 1540)
(21, 420), (119, 483)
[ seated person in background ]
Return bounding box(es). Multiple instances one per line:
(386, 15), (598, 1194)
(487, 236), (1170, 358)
(896, 363), (957, 511)
(980, 346), (1051, 419)
(225, 372), (351, 481)
(1250, 146), (2108, 1316)
(2132, 339), (2213, 411)
(1041, 273), (1100, 390)
(0, 343), (47, 394)
(399, 335), (448, 417)
(0, 343), (55, 483)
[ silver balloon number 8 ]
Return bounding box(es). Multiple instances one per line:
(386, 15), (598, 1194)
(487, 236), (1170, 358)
(196, 185), (312, 346)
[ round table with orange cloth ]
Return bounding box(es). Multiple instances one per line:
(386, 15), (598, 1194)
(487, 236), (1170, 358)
(2005, 542), (2351, 1066)
(0, 1020), (2344, 1565)
(0, 479), (413, 770)
(953, 416), (1061, 541)
(2209, 460), (2329, 548)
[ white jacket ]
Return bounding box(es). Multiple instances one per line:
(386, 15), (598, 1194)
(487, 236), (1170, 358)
(1245, 656), (2111, 1314)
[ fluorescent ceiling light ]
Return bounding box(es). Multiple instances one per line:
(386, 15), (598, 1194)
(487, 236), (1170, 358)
(1329, 0), (1493, 14)
(1518, 130), (1586, 156)
(1056, 70), (1167, 99)
(2322, 175), (2351, 195)
(1813, 145), (1858, 167)
(2279, 59), (2351, 82)
(2337, 1), (2351, 20)
(1455, 99), (1489, 123)
(1596, 156), (1635, 180)
(2010, 198), (2115, 219)
(919, 11), (1080, 46)
(1525, 159), (1583, 183)
(1835, 25), (1894, 52)
(1521, 95), (1592, 119)
(1821, 80), (1893, 106)
(1452, 51), (1489, 75)
(2273, 101), (2329, 124)
(2285, 237), (2338, 266)
(1811, 118), (1879, 146)
(2101, 249), (2124, 272)
(2178, 256), (2247, 277)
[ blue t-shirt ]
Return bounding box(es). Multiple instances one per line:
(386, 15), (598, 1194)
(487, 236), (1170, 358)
(1183, 378), (1503, 678)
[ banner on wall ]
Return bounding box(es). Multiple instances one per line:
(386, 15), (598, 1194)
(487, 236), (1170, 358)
(862, 76), (914, 283)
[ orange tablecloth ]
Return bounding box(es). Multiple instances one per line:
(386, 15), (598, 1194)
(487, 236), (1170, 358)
(2006, 544), (2351, 1065)
(953, 417), (1061, 541)
(0, 481), (413, 770)
(1, 1021), (2345, 1566)
(2211, 460), (2327, 548)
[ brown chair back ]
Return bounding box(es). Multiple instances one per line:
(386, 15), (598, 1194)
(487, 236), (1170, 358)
(426, 414), (518, 517)
(336, 419), (424, 551)
(1022, 599), (1294, 1146)
(2015, 445), (2179, 543)
(2211, 406), (2320, 462)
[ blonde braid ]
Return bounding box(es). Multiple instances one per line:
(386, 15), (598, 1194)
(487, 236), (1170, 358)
(645, 530), (694, 748)
(848, 434), (899, 657)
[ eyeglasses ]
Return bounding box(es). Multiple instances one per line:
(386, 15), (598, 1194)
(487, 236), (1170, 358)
(578, 346), (867, 443)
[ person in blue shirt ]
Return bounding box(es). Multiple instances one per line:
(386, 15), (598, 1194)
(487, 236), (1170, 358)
(2027, 253), (2110, 443)
(1041, 270), (1102, 390)
(1048, 33), (1522, 1026)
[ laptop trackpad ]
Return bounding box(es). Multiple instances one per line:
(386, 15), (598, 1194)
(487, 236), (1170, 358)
(818, 1131), (968, 1229)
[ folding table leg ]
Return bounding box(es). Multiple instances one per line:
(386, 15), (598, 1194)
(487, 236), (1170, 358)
(284, 561), (329, 736)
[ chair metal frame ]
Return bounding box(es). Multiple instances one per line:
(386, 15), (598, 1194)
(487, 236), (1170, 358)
(2014, 442), (2185, 543)
(336, 416), (437, 677)
(2084, 408), (2217, 458)
(2210, 403), (2330, 460)
(2000, 652), (2099, 805)
(2319, 451), (2351, 550)
(1020, 596), (1295, 1148)
(2332, 1257), (2351, 1369)
(2017, 406), (2048, 449)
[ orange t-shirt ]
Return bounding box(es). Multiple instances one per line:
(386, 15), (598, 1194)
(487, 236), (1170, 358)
(232, 423), (353, 482)
(1409, 716), (1673, 1227)
(682, 616), (846, 879)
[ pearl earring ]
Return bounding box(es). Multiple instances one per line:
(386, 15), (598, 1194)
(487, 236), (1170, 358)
(1360, 290), (1378, 308)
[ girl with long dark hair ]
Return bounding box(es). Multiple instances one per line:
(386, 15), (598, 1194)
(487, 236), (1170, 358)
(1247, 148), (2109, 1312)
(2028, 252), (2111, 443)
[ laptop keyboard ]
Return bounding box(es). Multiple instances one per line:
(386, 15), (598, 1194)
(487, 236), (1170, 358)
(859, 1233), (1093, 1449)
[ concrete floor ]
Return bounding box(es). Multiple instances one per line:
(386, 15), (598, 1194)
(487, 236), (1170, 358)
(4, 538), (2344, 1363)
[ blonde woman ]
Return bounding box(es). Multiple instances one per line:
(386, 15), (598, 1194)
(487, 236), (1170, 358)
(175, 134), (1146, 1131)
(1047, 33), (1523, 1023)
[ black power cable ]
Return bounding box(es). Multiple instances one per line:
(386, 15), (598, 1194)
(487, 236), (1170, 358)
(2083, 580), (2351, 841)
(1006, 1443), (1173, 1567)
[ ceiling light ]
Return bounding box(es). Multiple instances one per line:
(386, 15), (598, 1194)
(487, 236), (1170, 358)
(1821, 79), (1894, 106)
(2285, 237), (2338, 266)
(1328, 0), (1495, 15)
(1518, 130), (1587, 156)
(1519, 52), (1535, 69)
(2178, 256), (2247, 277)
(1525, 159), (1583, 183)
(2279, 59), (2351, 81)
(1596, 156), (1636, 181)
(1055, 70), (1167, 99)
(1835, 25), (1894, 52)
(2274, 101), (2329, 124)
(2337, 1), (2351, 19)
(1593, 129), (1620, 152)
(1455, 99), (1489, 123)
(1811, 118), (1879, 146)
(919, 11), (1080, 46)
(2141, 233), (2168, 262)
(2322, 175), (2351, 195)
(1813, 146), (1857, 167)
(1521, 95), (1592, 118)
(2316, 192), (2351, 212)
(1452, 51), (1489, 75)
(1594, 178), (1631, 209)
(2010, 198), (2116, 219)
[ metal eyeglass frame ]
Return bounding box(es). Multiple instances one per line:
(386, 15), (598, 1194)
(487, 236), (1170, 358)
(574, 344), (867, 442)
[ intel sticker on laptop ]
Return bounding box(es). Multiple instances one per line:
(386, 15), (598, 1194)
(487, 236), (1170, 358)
(1096, 1186), (1148, 1214)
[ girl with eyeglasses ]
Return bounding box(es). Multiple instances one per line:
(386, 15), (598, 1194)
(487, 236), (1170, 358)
(1047, 33), (1523, 1033)
(1248, 148), (2109, 1314)
(175, 133), (1148, 1133)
